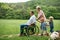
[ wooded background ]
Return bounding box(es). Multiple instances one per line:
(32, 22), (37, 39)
(0, 0), (60, 19)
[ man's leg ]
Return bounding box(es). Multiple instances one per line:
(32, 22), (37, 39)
(20, 25), (24, 36)
(20, 24), (28, 36)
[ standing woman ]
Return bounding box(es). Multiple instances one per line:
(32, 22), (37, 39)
(36, 6), (47, 36)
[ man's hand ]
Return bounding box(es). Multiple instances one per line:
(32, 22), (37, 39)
(29, 25), (31, 27)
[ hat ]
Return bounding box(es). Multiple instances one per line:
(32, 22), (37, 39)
(49, 16), (53, 19)
(36, 6), (41, 9)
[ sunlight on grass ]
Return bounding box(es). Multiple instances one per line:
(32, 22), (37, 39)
(0, 19), (60, 40)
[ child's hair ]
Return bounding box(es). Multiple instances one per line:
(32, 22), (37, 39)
(49, 16), (54, 21)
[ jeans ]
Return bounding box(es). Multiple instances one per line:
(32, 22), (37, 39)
(40, 22), (47, 34)
(40, 22), (47, 31)
(49, 22), (54, 33)
(50, 27), (54, 33)
(20, 24), (28, 35)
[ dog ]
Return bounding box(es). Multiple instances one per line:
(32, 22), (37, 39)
(49, 31), (60, 40)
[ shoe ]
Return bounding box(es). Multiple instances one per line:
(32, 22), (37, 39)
(19, 34), (23, 36)
(40, 34), (43, 36)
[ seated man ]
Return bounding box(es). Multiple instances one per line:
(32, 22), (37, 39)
(20, 11), (36, 36)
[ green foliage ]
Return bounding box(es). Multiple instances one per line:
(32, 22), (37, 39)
(0, 0), (60, 19)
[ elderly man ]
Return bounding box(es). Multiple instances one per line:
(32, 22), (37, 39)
(36, 6), (47, 36)
(20, 11), (36, 36)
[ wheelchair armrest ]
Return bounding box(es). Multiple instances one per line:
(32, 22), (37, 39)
(31, 24), (35, 26)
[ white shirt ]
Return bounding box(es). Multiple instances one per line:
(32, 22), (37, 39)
(26, 15), (36, 25)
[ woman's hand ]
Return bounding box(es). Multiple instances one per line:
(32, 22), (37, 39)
(37, 20), (41, 23)
(36, 18), (38, 21)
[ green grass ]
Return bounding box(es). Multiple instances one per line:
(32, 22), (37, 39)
(0, 19), (60, 40)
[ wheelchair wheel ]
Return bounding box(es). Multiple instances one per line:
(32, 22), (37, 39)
(27, 25), (39, 35)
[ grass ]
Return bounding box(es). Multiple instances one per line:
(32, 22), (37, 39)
(0, 19), (60, 40)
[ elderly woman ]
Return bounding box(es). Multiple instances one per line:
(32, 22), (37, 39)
(36, 6), (47, 36)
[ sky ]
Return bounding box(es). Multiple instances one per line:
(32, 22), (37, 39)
(0, 0), (30, 3)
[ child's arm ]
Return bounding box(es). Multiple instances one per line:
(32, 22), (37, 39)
(46, 19), (50, 26)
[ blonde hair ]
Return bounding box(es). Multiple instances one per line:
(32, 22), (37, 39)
(36, 6), (41, 9)
(49, 16), (53, 19)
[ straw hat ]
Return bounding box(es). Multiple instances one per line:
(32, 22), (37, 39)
(49, 16), (53, 19)
(36, 6), (41, 9)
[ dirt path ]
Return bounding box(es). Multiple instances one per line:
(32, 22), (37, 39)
(0, 34), (20, 38)
(0, 33), (47, 38)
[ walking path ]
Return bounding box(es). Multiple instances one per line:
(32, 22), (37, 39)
(0, 33), (49, 38)
(0, 34), (20, 38)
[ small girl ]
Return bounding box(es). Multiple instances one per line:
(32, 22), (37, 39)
(49, 16), (54, 33)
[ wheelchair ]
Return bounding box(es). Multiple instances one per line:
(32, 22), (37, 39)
(23, 24), (39, 36)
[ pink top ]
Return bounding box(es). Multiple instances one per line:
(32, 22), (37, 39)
(38, 10), (46, 21)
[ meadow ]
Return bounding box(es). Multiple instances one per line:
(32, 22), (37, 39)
(0, 19), (60, 40)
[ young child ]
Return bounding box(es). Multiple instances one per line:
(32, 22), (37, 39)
(49, 16), (54, 33)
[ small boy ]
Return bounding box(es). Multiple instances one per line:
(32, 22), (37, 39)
(49, 16), (54, 33)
